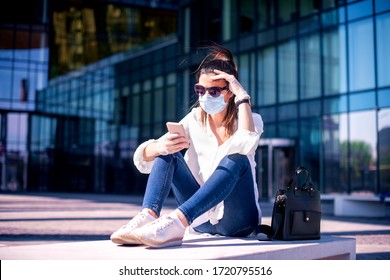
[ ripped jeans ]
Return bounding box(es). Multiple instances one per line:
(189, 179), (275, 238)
(141, 152), (260, 237)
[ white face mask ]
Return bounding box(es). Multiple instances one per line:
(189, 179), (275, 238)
(199, 93), (227, 115)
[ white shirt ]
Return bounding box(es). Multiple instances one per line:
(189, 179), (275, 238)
(133, 107), (264, 226)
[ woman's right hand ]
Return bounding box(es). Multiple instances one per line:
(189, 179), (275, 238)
(156, 133), (189, 155)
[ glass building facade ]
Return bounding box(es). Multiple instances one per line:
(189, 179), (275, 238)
(1, 0), (389, 199)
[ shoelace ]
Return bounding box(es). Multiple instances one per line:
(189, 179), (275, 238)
(148, 215), (174, 232)
(123, 213), (147, 230)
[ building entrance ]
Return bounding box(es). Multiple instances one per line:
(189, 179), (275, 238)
(256, 138), (296, 201)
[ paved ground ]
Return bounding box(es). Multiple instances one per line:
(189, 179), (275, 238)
(0, 192), (389, 260)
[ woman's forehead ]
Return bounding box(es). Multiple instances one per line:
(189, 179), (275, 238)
(198, 73), (225, 85)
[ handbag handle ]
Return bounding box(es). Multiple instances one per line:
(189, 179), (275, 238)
(287, 166), (315, 191)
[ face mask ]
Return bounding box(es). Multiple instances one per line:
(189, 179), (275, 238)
(199, 93), (227, 115)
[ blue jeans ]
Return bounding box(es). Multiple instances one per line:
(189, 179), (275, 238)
(142, 152), (260, 237)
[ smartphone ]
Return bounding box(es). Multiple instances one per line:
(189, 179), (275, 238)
(166, 122), (187, 139)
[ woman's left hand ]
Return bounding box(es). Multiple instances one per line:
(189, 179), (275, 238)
(212, 69), (250, 100)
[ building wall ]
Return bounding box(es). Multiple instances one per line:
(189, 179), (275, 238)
(2, 0), (390, 196)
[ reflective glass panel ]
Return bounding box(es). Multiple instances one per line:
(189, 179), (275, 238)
(278, 40), (298, 102)
(349, 110), (377, 193)
(278, 0), (297, 23)
(257, 47), (276, 105)
(347, 0), (373, 21)
(348, 18), (375, 91)
(378, 108), (390, 194)
(350, 91), (375, 111)
(378, 88), (390, 107)
(376, 12), (390, 87)
(323, 26), (347, 95)
(300, 33), (321, 99)
(323, 114), (349, 193)
(376, 0), (390, 13)
(258, 0), (275, 30)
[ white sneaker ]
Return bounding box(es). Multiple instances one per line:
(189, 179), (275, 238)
(131, 214), (186, 248)
(110, 209), (156, 245)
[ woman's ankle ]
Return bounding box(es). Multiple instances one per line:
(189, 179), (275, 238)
(143, 208), (158, 219)
(173, 209), (189, 227)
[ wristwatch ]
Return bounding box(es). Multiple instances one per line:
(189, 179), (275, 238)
(235, 98), (251, 107)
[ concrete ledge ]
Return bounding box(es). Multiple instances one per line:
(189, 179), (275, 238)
(0, 234), (356, 260)
(322, 195), (389, 217)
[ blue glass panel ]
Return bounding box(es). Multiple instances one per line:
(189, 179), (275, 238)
(0, 69), (12, 99)
(0, 49), (13, 59)
(323, 95), (348, 114)
(375, 0), (390, 13)
(278, 103), (297, 120)
(278, 40), (298, 102)
(347, 0), (373, 21)
(378, 89), (390, 107)
(350, 91), (375, 111)
(258, 107), (276, 122)
(376, 13), (390, 87)
(300, 100), (321, 117)
(348, 18), (375, 91)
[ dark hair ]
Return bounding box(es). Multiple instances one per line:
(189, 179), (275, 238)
(194, 43), (238, 137)
(195, 44), (238, 81)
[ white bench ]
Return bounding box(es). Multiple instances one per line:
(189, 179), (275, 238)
(0, 234), (356, 260)
(321, 194), (389, 217)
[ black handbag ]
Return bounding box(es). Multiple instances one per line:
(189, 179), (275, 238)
(257, 166), (321, 241)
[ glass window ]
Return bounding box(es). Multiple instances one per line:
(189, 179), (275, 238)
(376, 12), (390, 87)
(7, 113), (28, 152)
(322, 0), (336, 9)
(347, 0), (373, 21)
(376, 0), (390, 13)
(12, 70), (28, 102)
(323, 26), (347, 95)
(240, 0), (255, 34)
(378, 88), (390, 107)
(323, 95), (348, 115)
(0, 69), (12, 101)
(239, 53), (250, 93)
(322, 8), (346, 27)
(278, 104), (297, 121)
(258, 0), (275, 30)
(348, 18), (375, 92)
(166, 73), (177, 120)
(278, 40), (298, 102)
(142, 80), (152, 134)
(223, 0), (238, 41)
(349, 110), (377, 193)
(300, 0), (319, 17)
(278, 120), (298, 138)
(349, 91), (375, 111)
(300, 33), (321, 99)
(278, 0), (297, 23)
(378, 108), (390, 194)
(257, 47), (276, 105)
(259, 107), (276, 123)
(300, 118), (321, 187)
(153, 76), (164, 124)
(300, 100), (321, 117)
(323, 114), (349, 193)
(239, 52), (255, 103)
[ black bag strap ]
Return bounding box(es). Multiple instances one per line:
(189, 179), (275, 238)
(287, 166), (315, 192)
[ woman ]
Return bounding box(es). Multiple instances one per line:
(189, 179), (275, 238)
(111, 44), (264, 248)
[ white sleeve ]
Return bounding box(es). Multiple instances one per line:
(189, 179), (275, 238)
(227, 113), (264, 155)
(133, 139), (158, 174)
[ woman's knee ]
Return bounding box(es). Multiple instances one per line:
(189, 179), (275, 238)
(220, 153), (250, 168)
